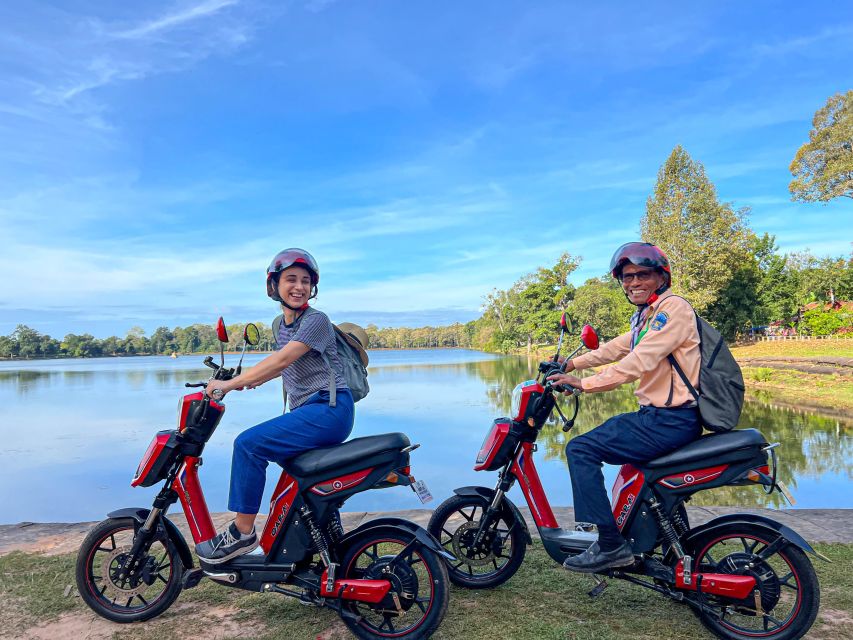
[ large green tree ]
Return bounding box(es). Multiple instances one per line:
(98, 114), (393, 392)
(641, 146), (756, 337)
(12, 325), (43, 358)
(569, 277), (633, 341)
(752, 233), (798, 325)
(789, 90), (853, 202)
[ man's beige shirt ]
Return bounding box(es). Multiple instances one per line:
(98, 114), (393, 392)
(571, 290), (701, 407)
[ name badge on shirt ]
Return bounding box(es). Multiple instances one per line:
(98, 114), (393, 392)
(650, 311), (669, 331)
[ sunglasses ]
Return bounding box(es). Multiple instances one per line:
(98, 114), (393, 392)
(620, 270), (657, 283)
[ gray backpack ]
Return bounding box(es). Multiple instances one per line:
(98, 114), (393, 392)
(272, 308), (370, 410)
(667, 300), (745, 432)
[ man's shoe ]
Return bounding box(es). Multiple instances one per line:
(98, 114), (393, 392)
(562, 541), (635, 573)
(195, 522), (258, 564)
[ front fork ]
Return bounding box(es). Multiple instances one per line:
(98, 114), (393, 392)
(125, 476), (182, 577)
(471, 471), (514, 548)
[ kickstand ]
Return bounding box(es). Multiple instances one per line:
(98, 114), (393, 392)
(588, 574), (608, 598)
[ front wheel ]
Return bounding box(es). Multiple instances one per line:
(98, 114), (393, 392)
(686, 523), (820, 640)
(427, 493), (527, 589)
(75, 517), (184, 623)
(339, 526), (449, 640)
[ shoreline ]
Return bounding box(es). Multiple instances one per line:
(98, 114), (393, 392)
(2, 506), (852, 558)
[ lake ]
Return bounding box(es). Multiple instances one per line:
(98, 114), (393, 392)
(0, 349), (850, 524)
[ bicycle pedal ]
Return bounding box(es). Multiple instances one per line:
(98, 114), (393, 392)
(182, 568), (204, 590)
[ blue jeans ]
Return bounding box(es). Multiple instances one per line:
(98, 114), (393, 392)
(228, 389), (355, 514)
(566, 406), (700, 548)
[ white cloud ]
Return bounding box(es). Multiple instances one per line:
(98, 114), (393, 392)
(113, 0), (240, 40)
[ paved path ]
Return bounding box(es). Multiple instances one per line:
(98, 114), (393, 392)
(1, 507), (850, 557)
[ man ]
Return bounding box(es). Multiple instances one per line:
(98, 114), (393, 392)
(548, 242), (702, 573)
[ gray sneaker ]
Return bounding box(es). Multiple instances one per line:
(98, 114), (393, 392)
(562, 541), (635, 573)
(195, 523), (258, 564)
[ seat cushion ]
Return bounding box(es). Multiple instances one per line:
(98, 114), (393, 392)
(284, 432), (410, 477)
(643, 429), (766, 469)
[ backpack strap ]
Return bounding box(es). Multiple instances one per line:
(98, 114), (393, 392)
(667, 354), (700, 404)
(659, 294), (701, 406)
(272, 313), (289, 412)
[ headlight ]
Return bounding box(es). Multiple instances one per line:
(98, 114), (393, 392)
(510, 383), (524, 418)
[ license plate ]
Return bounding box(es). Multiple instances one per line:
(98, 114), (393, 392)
(412, 479), (433, 504)
(776, 481), (796, 506)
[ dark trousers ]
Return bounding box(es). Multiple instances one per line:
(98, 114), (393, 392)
(566, 406), (700, 549)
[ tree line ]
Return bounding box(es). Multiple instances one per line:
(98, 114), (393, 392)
(3, 91), (850, 359)
(471, 90), (852, 351)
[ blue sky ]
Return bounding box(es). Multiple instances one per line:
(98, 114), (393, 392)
(1, 1), (851, 339)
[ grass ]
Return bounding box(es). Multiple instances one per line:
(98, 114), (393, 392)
(742, 367), (853, 414)
(730, 339), (853, 359)
(1, 543), (851, 639)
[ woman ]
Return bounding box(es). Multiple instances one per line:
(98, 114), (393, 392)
(196, 248), (355, 564)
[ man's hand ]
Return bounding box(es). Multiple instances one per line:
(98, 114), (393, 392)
(546, 372), (584, 394)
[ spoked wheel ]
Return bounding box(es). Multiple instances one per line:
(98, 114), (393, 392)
(687, 524), (819, 640)
(339, 526), (449, 639)
(427, 494), (526, 589)
(75, 517), (184, 622)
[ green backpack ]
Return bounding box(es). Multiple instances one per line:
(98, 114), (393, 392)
(272, 308), (370, 411)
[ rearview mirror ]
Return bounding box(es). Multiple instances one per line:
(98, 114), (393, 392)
(560, 312), (568, 330)
(215, 317), (229, 343)
(581, 324), (599, 350)
(244, 323), (260, 346)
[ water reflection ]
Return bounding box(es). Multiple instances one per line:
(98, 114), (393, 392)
(466, 355), (853, 509)
(0, 351), (849, 523)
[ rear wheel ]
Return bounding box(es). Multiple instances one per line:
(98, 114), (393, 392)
(339, 526), (449, 639)
(75, 517), (184, 623)
(686, 524), (819, 640)
(427, 494), (526, 589)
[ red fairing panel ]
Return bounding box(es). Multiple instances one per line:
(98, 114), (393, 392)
(611, 464), (644, 531)
(657, 464), (729, 490)
(310, 468), (374, 496)
(178, 392), (224, 431)
(511, 443), (558, 528)
(260, 471), (300, 553)
(173, 458), (215, 543)
(179, 392), (204, 430)
(131, 432), (172, 487)
(474, 422), (510, 471)
(513, 382), (544, 422)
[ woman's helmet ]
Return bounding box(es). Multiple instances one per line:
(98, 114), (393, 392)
(609, 242), (671, 288)
(266, 248), (320, 303)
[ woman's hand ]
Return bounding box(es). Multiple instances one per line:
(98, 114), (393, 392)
(206, 378), (235, 401)
(546, 372), (584, 394)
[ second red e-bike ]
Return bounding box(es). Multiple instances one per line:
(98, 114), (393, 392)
(428, 316), (823, 640)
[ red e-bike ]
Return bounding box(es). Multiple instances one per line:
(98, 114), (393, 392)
(428, 316), (823, 640)
(76, 319), (450, 640)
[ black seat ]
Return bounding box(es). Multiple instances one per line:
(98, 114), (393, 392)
(643, 429), (767, 469)
(284, 432), (410, 477)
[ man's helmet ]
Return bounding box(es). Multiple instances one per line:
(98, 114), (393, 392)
(609, 242), (671, 287)
(266, 248), (320, 303)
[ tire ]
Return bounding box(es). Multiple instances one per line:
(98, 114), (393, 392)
(75, 517), (184, 623)
(685, 523), (820, 640)
(338, 525), (450, 640)
(427, 493), (526, 589)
